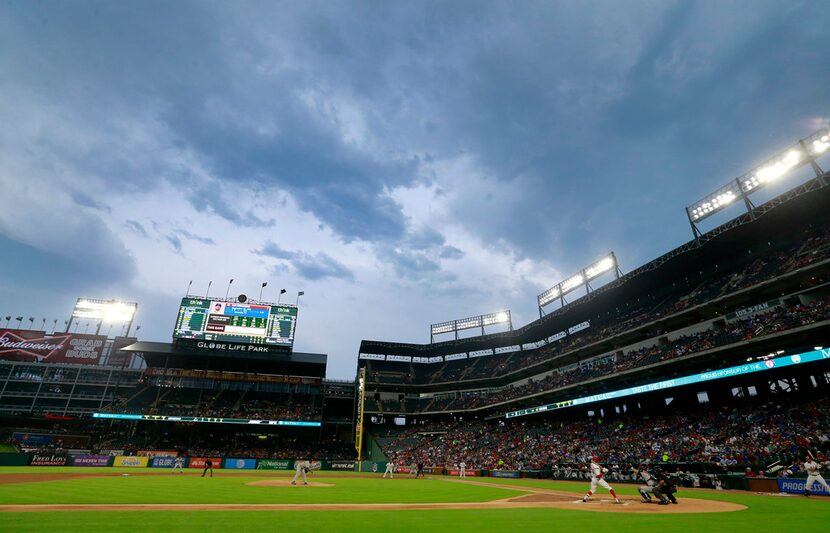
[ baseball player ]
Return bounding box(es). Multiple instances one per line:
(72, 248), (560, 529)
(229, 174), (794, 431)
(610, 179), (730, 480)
(201, 459), (213, 478)
(409, 462), (418, 478)
(416, 462), (425, 478)
(292, 459), (312, 485)
(384, 461), (395, 478)
(803, 454), (830, 497)
(582, 456), (621, 504)
(651, 470), (677, 504)
(633, 466), (656, 502)
(173, 456), (184, 474)
(459, 461), (467, 478)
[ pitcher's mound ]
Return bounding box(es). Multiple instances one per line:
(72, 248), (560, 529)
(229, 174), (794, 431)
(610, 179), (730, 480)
(247, 480), (335, 487)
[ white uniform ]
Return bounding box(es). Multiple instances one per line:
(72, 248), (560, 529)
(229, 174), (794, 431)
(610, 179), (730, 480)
(583, 461), (618, 502)
(636, 470), (655, 500)
(804, 460), (830, 495)
(459, 462), (466, 478)
(292, 460), (311, 485)
(173, 457), (184, 473)
(384, 462), (395, 478)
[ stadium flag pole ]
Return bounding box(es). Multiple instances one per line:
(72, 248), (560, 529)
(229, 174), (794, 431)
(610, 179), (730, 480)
(259, 282), (267, 302)
(225, 278), (234, 300)
(296, 291), (304, 306)
(185, 280), (192, 297)
(206, 281), (213, 298)
(278, 288), (286, 304)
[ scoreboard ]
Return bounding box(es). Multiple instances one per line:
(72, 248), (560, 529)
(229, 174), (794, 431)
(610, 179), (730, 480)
(173, 298), (298, 346)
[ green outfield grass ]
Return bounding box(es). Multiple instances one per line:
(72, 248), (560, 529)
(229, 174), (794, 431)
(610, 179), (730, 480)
(0, 468), (828, 532)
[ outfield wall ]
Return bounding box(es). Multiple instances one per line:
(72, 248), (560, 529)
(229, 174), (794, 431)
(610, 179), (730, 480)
(0, 451), (815, 494)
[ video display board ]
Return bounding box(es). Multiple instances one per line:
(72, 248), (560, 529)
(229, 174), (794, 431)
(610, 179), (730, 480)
(173, 298), (297, 346)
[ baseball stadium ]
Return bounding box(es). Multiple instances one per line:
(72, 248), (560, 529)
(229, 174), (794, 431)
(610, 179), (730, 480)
(2, 128), (830, 532)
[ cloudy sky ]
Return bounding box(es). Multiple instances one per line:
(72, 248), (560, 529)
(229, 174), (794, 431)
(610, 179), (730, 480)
(1, 1), (828, 378)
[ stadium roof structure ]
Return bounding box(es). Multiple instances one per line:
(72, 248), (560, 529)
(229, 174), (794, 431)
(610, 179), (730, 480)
(121, 341), (327, 377)
(359, 170), (830, 359)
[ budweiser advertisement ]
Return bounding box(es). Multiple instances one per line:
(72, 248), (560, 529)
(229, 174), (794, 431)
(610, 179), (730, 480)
(0, 329), (106, 365)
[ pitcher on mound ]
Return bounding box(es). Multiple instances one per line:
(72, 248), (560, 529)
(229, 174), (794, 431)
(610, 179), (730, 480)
(582, 456), (621, 504)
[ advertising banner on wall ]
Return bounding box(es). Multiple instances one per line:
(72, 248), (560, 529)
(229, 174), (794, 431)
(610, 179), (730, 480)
(328, 461), (356, 470)
(0, 329), (106, 365)
(150, 456), (179, 468)
(113, 456), (149, 467)
(188, 457), (221, 469)
(30, 454), (68, 466)
(224, 458), (257, 469)
(107, 337), (137, 367)
(448, 469), (480, 477)
(778, 478), (830, 495)
(12, 433), (52, 446)
(490, 471), (521, 478)
(137, 450), (178, 457)
(71, 455), (112, 467)
(256, 459), (292, 470)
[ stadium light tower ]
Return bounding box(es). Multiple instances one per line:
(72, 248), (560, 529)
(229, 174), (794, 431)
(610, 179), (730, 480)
(686, 127), (828, 238)
(66, 298), (138, 337)
(537, 252), (621, 317)
(430, 310), (513, 343)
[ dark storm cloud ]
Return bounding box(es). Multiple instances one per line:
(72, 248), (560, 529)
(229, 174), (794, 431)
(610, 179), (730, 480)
(165, 234), (183, 254)
(254, 242), (354, 281)
(5, 0), (827, 270)
(124, 220), (149, 238)
(174, 229), (215, 246)
(70, 190), (111, 213)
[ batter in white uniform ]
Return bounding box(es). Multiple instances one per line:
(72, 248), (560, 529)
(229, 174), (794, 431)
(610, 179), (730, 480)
(582, 457), (621, 504)
(804, 455), (830, 497)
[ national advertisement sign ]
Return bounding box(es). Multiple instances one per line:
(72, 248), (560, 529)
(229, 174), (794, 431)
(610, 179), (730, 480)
(113, 456), (149, 467)
(12, 433), (52, 446)
(137, 450), (178, 457)
(490, 470), (521, 478)
(0, 329), (106, 365)
(329, 461), (356, 470)
(448, 469), (480, 477)
(150, 456), (179, 468)
(256, 459), (292, 470)
(224, 458), (257, 469)
(30, 454), (68, 466)
(188, 457), (221, 469)
(70, 455), (111, 467)
(778, 478), (830, 495)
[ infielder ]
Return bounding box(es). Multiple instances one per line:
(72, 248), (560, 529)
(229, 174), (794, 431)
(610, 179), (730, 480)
(459, 461), (467, 478)
(384, 461), (395, 478)
(803, 454), (830, 497)
(173, 456), (184, 474)
(582, 456), (621, 504)
(201, 459), (213, 478)
(292, 459), (311, 485)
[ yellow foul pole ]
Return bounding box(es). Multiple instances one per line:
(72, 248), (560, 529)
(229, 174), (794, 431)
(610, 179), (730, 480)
(355, 367), (366, 472)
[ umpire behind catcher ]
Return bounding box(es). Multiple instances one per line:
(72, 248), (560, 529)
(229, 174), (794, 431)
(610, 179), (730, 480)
(652, 470), (678, 505)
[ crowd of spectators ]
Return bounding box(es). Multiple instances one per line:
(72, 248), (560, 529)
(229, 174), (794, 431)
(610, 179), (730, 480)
(378, 396), (830, 472)
(366, 226), (830, 388)
(369, 296), (830, 414)
(102, 389), (322, 421)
